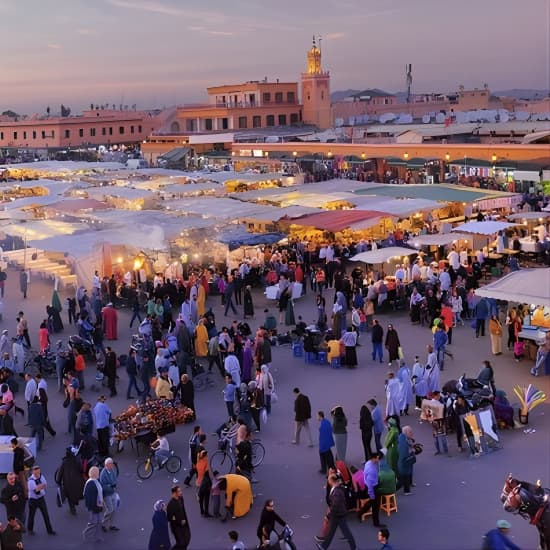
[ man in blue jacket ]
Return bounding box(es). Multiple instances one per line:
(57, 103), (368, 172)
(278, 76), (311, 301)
(483, 519), (521, 550)
(317, 411), (335, 474)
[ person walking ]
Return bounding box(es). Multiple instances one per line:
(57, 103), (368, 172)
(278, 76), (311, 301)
(94, 395), (112, 458)
(104, 347), (117, 397)
(371, 320), (384, 363)
(27, 465), (56, 536)
(126, 347), (142, 399)
(314, 474), (356, 550)
(0, 472), (26, 523)
(19, 270), (28, 300)
(100, 457), (119, 532)
(317, 411), (335, 475)
(385, 324), (401, 368)
(148, 500), (171, 550)
(482, 519), (521, 550)
(24, 373), (37, 421)
(223, 276), (238, 317)
(291, 387), (313, 446)
(396, 425), (415, 495)
(433, 323), (448, 371)
(11, 438), (28, 500)
(330, 406), (348, 461)
(28, 396), (45, 452)
(54, 447), (84, 515)
(489, 314), (503, 355)
(83, 466), (104, 543)
(368, 399), (384, 452)
(359, 403), (374, 461)
(166, 485), (191, 550)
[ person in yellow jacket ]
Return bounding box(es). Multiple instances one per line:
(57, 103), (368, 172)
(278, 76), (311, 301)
(194, 319), (209, 358)
(219, 474), (253, 520)
(155, 369), (173, 400)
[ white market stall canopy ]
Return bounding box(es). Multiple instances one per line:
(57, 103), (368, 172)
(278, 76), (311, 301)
(475, 268), (550, 307)
(352, 196), (442, 217)
(409, 233), (472, 247)
(452, 220), (519, 235)
(508, 212), (550, 221)
(351, 246), (418, 264)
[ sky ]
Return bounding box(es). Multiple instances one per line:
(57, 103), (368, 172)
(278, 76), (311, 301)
(1, 0), (549, 114)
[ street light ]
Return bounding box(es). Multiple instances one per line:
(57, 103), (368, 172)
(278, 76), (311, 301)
(403, 152), (409, 160)
(445, 153), (450, 161)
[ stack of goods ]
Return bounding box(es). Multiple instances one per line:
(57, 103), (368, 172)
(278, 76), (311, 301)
(114, 399), (194, 440)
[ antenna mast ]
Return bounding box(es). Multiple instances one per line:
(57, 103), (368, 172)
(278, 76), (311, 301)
(406, 64), (412, 104)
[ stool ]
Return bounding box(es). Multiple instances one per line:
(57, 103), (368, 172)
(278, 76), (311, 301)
(357, 499), (372, 522)
(304, 351), (316, 364)
(380, 493), (398, 517)
(317, 351), (327, 364)
(330, 357), (341, 369)
(292, 343), (303, 357)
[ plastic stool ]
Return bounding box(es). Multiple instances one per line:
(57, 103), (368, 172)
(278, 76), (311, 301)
(304, 351), (316, 364)
(292, 343), (303, 357)
(330, 357), (341, 369)
(317, 351), (327, 364)
(380, 493), (398, 517)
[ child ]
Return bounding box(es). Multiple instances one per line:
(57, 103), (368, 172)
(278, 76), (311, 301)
(228, 530), (245, 550)
(210, 470), (222, 518)
(432, 417), (449, 455)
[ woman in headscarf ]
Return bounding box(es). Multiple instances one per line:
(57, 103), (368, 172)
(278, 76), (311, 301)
(257, 364), (274, 415)
(148, 499), (171, 550)
(284, 287), (295, 326)
(332, 300), (343, 337)
(38, 320), (50, 353)
(396, 425), (415, 495)
(241, 339), (254, 384)
(175, 374), (195, 417)
(330, 406), (348, 462)
(384, 417), (400, 476)
(385, 323), (401, 367)
(397, 360), (413, 416)
(335, 291), (348, 332)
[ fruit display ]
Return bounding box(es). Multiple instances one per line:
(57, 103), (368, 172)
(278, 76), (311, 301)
(113, 399), (194, 440)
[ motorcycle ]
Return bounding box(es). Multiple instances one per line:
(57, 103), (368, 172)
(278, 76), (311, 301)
(442, 374), (494, 410)
(68, 334), (95, 356)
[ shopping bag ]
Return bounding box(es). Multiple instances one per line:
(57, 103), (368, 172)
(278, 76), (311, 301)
(270, 390), (278, 403)
(514, 341), (524, 357)
(398, 346), (404, 360)
(260, 408), (268, 425)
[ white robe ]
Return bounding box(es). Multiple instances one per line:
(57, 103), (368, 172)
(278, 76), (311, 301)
(385, 378), (401, 417)
(397, 366), (413, 410)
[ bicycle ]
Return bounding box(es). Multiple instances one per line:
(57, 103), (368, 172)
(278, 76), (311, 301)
(251, 439), (265, 468)
(209, 431), (265, 474)
(136, 450), (182, 480)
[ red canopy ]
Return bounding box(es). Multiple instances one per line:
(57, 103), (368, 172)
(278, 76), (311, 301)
(290, 210), (393, 232)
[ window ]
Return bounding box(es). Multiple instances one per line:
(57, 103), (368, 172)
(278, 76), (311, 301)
(238, 116), (247, 129)
(32, 131), (37, 139)
(90, 128), (96, 137)
(64, 130), (70, 138)
(278, 114), (287, 126)
(249, 93), (256, 105)
(321, 91), (324, 100)
(119, 126), (124, 135)
(41, 131), (46, 139)
(13, 132), (17, 139)
(275, 92), (283, 103)
(130, 125), (134, 134)
(109, 127), (113, 135)
(0, 132), (3, 140)
(79, 129), (84, 138)
(138, 125), (142, 132)
(102, 127), (106, 136)
(23, 131), (27, 140)
(290, 113), (299, 124)
(266, 115), (275, 127)
(51, 130), (55, 138)
(252, 115), (261, 128)
(307, 94), (311, 101)
(287, 91), (295, 103)
(263, 92), (271, 103)
(221, 118), (228, 130)
(205, 119), (213, 131)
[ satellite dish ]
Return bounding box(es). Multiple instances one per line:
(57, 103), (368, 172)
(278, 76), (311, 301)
(422, 115), (431, 124)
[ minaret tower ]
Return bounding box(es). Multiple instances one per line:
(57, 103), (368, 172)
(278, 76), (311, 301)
(301, 35), (331, 129)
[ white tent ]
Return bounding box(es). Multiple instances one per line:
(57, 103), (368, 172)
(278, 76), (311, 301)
(508, 212), (550, 221)
(475, 268), (550, 307)
(452, 221), (519, 235)
(409, 233), (472, 247)
(350, 246), (418, 264)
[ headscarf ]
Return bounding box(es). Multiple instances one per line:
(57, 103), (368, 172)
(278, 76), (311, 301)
(154, 499), (165, 512)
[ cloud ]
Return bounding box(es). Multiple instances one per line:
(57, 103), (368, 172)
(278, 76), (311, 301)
(324, 32), (345, 40)
(76, 28), (97, 36)
(47, 44), (63, 49)
(207, 30), (235, 36)
(106, 0), (187, 16)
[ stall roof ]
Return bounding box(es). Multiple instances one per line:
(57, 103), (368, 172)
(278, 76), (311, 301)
(352, 196), (442, 216)
(350, 246), (418, 264)
(86, 187), (156, 201)
(217, 228), (286, 251)
(508, 212), (550, 221)
(409, 233), (472, 247)
(290, 210), (393, 232)
(452, 220), (519, 235)
(46, 198), (109, 212)
(354, 183), (518, 203)
(1, 219), (84, 240)
(475, 268), (550, 307)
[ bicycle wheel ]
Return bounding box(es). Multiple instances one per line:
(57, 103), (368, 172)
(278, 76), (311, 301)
(165, 455), (182, 474)
(137, 458), (154, 479)
(251, 441), (265, 468)
(210, 450), (233, 475)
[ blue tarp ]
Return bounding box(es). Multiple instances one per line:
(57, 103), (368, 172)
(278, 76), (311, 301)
(218, 229), (285, 251)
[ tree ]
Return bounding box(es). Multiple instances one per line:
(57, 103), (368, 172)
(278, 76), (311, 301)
(1, 110), (18, 118)
(60, 104), (71, 117)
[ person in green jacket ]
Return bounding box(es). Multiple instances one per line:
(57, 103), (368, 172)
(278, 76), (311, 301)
(383, 417), (399, 476)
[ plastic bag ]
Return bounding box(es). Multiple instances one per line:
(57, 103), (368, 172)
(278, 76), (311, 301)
(260, 408), (268, 425)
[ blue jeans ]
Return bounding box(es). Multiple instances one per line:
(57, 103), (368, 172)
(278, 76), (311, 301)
(372, 342), (383, 361)
(436, 347), (445, 371)
(434, 434), (448, 454)
(126, 374), (142, 398)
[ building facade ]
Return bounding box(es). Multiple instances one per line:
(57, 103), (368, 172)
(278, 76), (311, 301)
(0, 109), (164, 149)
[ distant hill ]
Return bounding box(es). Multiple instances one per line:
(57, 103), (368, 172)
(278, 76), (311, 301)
(493, 89), (549, 100)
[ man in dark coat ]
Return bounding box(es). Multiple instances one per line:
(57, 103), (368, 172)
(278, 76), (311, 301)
(166, 485), (191, 549)
(371, 320), (384, 363)
(292, 387), (313, 446)
(0, 472), (26, 523)
(104, 347), (117, 397)
(55, 448), (84, 515)
(258, 336), (272, 366)
(28, 396), (45, 451)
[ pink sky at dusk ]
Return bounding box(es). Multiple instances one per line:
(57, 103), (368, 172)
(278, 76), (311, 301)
(1, 0), (548, 114)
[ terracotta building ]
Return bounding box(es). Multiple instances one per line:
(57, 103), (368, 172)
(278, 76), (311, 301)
(0, 109), (164, 149)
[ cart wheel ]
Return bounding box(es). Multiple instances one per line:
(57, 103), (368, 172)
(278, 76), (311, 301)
(210, 450), (233, 475)
(165, 455), (182, 474)
(137, 458), (154, 480)
(116, 440), (124, 453)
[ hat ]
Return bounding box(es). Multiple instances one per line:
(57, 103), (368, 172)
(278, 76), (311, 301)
(497, 520), (511, 529)
(388, 417), (397, 427)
